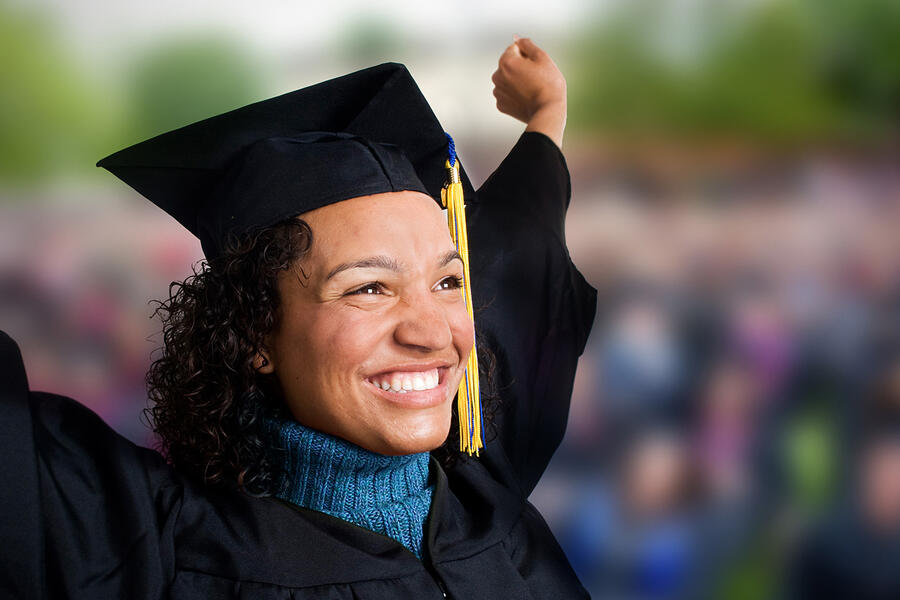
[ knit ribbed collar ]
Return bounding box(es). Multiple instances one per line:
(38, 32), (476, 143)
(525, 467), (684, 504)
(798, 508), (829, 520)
(265, 417), (434, 559)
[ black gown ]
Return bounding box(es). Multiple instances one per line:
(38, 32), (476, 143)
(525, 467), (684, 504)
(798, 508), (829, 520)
(0, 131), (597, 599)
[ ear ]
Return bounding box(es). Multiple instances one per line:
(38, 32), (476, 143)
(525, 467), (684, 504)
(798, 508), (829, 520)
(253, 348), (274, 374)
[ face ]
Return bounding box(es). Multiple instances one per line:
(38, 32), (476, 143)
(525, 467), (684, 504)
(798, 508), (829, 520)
(623, 433), (688, 519)
(861, 440), (900, 532)
(259, 191), (474, 455)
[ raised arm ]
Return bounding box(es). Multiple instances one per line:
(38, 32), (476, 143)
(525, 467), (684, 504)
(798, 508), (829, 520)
(469, 40), (596, 497)
(0, 331), (183, 598)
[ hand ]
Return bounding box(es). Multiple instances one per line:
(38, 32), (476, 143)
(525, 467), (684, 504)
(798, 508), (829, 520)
(491, 36), (567, 147)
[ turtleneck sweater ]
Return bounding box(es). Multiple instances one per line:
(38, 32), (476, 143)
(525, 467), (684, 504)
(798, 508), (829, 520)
(265, 417), (434, 559)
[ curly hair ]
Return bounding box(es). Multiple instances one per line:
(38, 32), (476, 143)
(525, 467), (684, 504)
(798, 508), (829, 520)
(146, 216), (497, 495)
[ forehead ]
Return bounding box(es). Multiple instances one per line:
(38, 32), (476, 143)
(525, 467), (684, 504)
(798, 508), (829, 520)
(300, 190), (454, 266)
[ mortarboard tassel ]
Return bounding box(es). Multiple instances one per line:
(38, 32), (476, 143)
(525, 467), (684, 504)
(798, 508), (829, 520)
(441, 133), (483, 456)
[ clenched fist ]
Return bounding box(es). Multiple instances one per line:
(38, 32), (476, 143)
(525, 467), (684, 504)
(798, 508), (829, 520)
(491, 36), (567, 148)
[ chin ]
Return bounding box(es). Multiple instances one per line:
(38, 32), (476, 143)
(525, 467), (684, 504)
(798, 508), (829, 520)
(377, 415), (452, 456)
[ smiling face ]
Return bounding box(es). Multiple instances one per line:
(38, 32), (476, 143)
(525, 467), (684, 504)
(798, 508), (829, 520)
(259, 190), (473, 455)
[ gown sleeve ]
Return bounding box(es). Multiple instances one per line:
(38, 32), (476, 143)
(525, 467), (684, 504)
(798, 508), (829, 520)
(468, 131), (597, 497)
(0, 330), (182, 600)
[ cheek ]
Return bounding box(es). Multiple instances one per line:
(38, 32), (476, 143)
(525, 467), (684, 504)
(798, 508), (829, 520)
(302, 306), (392, 381)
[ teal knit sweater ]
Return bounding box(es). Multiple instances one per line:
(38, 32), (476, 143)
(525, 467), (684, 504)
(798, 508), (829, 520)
(265, 418), (434, 558)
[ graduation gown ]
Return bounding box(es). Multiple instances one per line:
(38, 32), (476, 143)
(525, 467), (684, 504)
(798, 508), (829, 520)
(0, 131), (597, 599)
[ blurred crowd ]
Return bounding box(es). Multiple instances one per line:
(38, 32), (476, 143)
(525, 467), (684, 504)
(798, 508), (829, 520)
(0, 197), (203, 445)
(535, 154), (900, 599)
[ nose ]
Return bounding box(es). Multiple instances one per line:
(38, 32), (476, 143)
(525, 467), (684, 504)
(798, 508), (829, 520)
(393, 291), (454, 353)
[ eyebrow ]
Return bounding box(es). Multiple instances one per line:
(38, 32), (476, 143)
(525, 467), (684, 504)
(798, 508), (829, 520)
(439, 250), (464, 268)
(325, 250), (463, 280)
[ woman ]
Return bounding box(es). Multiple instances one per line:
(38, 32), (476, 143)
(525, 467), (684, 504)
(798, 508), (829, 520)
(0, 38), (596, 599)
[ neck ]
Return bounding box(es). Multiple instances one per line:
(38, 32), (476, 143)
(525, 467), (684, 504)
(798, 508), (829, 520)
(266, 417), (433, 558)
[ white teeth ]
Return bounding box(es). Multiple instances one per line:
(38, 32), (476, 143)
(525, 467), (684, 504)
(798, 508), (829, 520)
(370, 368), (440, 393)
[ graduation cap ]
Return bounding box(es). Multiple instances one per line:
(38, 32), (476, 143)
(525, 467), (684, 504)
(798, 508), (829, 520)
(97, 63), (483, 455)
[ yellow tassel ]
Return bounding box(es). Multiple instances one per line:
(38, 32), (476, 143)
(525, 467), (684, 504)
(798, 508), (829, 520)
(441, 159), (483, 456)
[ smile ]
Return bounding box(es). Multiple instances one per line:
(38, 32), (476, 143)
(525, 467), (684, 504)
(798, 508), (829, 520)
(366, 368), (440, 393)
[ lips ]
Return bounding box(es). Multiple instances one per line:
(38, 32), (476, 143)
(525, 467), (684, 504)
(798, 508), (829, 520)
(361, 362), (457, 410)
(366, 368), (440, 393)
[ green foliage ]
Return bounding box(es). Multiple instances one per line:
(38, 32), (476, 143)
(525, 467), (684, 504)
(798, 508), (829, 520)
(567, 0), (900, 145)
(0, 4), (114, 182)
(334, 13), (408, 64)
(126, 35), (263, 142)
(716, 534), (778, 600)
(568, 7), (683, 136)
(691, 0), (839, 142)
(2, 0), (896, 184)
(784, 406), (836, 510)
(0, 3), (262, 187)
(807, 0), (900, 133)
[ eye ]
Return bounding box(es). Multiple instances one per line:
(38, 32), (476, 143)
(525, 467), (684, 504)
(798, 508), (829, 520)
(347, 282), (385, 296)
(436, 275), (463, 291)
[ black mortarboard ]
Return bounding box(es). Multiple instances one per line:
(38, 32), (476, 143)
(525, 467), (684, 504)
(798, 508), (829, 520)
(97, 62), (484, 455)
(96, 62), (476, 259)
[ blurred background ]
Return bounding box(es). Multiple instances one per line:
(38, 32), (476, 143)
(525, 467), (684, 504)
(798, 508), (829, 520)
(2, 0), (899, 597)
